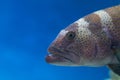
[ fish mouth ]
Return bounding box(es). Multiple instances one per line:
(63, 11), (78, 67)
(45, 46), (73, 64)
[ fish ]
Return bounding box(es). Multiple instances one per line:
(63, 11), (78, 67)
(45, 5), (120, 76)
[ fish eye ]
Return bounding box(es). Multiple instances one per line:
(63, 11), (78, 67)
(66, 31), (76, 40)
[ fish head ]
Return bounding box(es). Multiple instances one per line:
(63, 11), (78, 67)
(45, 5), (120, 67)
(45, 22), (97, 66)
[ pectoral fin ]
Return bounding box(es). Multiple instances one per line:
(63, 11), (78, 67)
(115, 49), (120, 62)
(111, 45), (120, 62)
(108, 47), (120, 76)
(108, 64), (120, 76)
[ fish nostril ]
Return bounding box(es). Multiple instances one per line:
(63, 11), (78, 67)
(47, 46), (53, 53)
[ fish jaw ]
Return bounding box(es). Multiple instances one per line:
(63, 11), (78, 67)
(45, 54), (73, 66)
(45, 46), (71, 65)
(45, 44), (81, 66)
(46, 54), (64, 64)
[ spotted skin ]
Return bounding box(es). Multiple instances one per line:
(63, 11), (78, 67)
(46, 5), (120, 75)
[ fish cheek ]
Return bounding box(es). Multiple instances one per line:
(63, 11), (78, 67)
(65, 39), (82, 62)
(66, 32), (84, 53)
(56, 35), (74, 50)
(66, 41), (80, 54)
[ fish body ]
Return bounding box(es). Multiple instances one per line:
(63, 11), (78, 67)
(46, 5), (120, 75)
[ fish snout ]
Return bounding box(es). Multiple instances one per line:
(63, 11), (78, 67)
(45, 54), (56, 63)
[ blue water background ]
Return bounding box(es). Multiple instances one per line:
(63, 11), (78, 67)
(0, 0), (120, 80)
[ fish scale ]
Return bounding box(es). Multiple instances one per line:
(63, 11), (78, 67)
(46, 5), (120, 75)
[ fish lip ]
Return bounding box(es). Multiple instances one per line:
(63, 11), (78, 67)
(46, 46), (73, 63)
(46, 53), (73, 63)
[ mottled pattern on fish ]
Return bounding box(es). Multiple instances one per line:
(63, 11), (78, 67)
(46, 5), (120, 75)
(72, 5), (120, 65)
